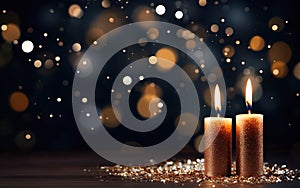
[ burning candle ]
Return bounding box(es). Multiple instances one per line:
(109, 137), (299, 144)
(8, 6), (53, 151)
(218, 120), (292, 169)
(236, 79), (263, 177)
(204, 84), (232, 177)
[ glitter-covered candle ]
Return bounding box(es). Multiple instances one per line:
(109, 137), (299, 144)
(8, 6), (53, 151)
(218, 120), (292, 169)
(236, 79), (263, 177)
(204, 85), (232, 177)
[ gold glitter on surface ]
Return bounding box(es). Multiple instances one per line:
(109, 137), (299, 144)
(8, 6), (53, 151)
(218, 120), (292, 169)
(98, 159), (300, 186)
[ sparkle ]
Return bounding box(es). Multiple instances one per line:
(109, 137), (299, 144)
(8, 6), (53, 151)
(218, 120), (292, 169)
(99, 160), (300, 185)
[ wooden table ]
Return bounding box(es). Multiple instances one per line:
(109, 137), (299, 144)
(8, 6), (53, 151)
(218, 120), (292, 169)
(1, 147), (299, 188)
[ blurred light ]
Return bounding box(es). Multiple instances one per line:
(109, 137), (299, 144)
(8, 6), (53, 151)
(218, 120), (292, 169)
(1, 25), (7, 31)
(268, 41), (291, 64)
(155, 5), (166, 15)
(9, 92), (29, 112)
(43, 33), (48, 37)
(82, 97), (88, 103)
(137, 95), (160, 118)
(44, 59), (54, 69)
(271, 61), (288, 78)
(85, 27), (104, 46)
(123, 76), (132, 85)
(1, 23), (21, 42)
(235, 40), (241, 45)
(68, 4), (84, 19)
(147, 27), (159, 40)
(101, 0), (111, 8)
(199, 0), (207, 6)
(57, 97), (62, 102)
(155, 47), (178, 71)
(25, 134), (31, 140)
(183, 64), (200, 81)
(148, 56), (157, 64)
(72, 42), (81, 52)
(225, 27), (234, 36)
(55, 56), (60, 61)
(271, 25), (278, 31)
(249, 35), (265, 51)
(137, 37), (146, 46)
(268, 16), (284, 32)
(132, 6), (157, 23)
(175, 10), (184, 19)
(221, 18), (225, 23)
(222, 45), (235, 58)
(21, 40), (34, 53)
(15, 131), (35, 150)
(33, 60), (42, 68)
(293, 62), (300, 80)
(210, 24), (219, 33)
(185, 40), (196, 50)
(143, 83), (162, 97)
(100, 106), (120, 128)
(108, 17), (115, 23)
(175, 113), (200, 136)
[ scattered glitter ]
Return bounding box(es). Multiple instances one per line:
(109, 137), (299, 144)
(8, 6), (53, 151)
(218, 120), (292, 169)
(99, 159), (300, 186)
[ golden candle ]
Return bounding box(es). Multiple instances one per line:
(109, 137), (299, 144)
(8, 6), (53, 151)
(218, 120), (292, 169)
(236, 79), (263, 177)
(204, 85), (232, 177)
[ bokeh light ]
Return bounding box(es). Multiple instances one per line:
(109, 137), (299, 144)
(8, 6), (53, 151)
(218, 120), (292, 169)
(293, 62), (300, 80)
(155, 5), (166, 16)
(199, 0), (207, 7)
(155, 47), (178, 71)
(249, 35), (265, 51)
(15, 131), (36, 150)
(271, 61), (288, 78)
(33, 60), (42, 68)
(21, 40), (34, 53)
(225, 27), (234, 36)
(101, 0), (111, 8)
(68, 4), (84, 19)
(175, 113), (200, 136)
(147, 27), (159, 40)
(137, 95), (161, 118)
(268, 41), (291, 64)
(222, 45), (235, 58)
(175, 10), (184, 19)
(142, 83), (162, 97)
(1, 23), (21, 42)
(268, 16), (285, 32)
(9, 91), (29, 112)
(100, 105), (120, 128)
(210, 24), (219, 33)
(72, 42), (81, 52)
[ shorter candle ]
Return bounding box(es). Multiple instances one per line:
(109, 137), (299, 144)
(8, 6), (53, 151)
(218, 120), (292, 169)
(204, 85), (232, 177)
(236, 79), (263, 177)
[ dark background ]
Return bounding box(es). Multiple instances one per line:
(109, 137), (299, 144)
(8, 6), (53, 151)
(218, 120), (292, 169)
(0, 0), (299, 163)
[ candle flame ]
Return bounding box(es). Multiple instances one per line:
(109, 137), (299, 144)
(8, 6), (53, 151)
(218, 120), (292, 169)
(245, 78), (252, 113)
(214, 84), (221, 116)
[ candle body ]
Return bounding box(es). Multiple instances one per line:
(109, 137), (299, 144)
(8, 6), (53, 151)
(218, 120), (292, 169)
(236, 114), (263, 177)
(204, 117), (232, 177)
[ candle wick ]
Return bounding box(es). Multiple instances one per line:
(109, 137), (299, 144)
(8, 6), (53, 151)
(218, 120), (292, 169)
(246, 101), (252, 114)
(248, 110), (251, 114)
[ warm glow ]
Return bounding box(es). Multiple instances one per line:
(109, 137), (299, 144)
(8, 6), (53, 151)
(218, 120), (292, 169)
(245, 79), (252, 113)
(214, 84), (221, 115)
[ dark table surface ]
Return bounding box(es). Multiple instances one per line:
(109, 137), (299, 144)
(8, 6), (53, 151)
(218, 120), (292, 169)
(1, 147), (299, 188)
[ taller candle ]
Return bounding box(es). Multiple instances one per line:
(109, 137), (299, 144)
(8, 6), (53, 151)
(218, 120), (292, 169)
(236, 79), (263, 177)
